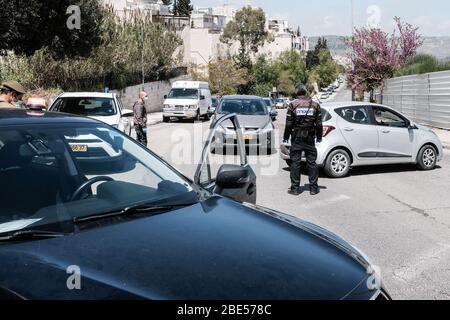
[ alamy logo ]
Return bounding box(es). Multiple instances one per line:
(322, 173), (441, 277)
(366, 5), (381, 28)
(66, 5), (81, 30)
(366, 265), (382, 291)
(66, 265), (81, 290)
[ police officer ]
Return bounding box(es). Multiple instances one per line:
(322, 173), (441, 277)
(283, 84), (323, 196)
(0, 80), (27, 109)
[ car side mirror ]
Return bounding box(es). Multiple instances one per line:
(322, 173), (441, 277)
(215, 164), (250, 189)
(121, 109), (134, 117)
(200, 95), (206, 100)
(164, 95), (168, 99)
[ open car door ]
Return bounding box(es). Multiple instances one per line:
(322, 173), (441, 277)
(194, 113), (257, 204)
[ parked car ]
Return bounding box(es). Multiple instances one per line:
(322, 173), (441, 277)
(280, 102), (444, 177)
(211, 95), (275, 154)
(49, 92), (134, 135)
(320, 92), (331, 100)
(163, 81), (212, 122)
(209, 96), (220, 115)
(275, 97), (289, 109)
(0, 109), (390, 300)
(262, 97), (278, 121)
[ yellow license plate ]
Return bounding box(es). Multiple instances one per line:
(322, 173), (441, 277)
(244, 134), (253, 140)
(71, 144), (88, 152)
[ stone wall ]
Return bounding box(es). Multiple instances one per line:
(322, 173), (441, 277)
(112, 75), (191, 113)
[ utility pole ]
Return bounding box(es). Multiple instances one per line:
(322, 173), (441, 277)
(350, 0), (356, 101)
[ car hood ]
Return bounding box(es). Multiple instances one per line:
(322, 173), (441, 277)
(164, 98), (198, 106)
(88, 115), (118, 126)
(219, 115), (271, 130)
(0, 197), (373, 300)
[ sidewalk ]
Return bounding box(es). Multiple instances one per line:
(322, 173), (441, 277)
(433, 128), (450, 150)
(147, 112), (164, 126)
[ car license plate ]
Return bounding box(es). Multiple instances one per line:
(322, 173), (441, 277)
(71, 144), (88, 152)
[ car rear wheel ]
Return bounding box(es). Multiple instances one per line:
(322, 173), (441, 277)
(325, 149), (351, 178)
(417, 145), (437, 170)
(163, 116), (170, 123)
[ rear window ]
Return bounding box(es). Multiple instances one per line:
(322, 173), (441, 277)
(51, 97), (117, 117)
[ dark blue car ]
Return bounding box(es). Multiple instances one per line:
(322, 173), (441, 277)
(0, 109), (390, 300)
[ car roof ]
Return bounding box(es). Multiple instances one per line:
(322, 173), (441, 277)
(222, 95), (263, 100)
(0, 108), (102, 126)
(58, 92), (115, 98)
(321, 101), (383, 110)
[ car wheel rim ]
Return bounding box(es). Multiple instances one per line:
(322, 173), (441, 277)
(423, 148), (436, 167)
(331, 153), (348, 174)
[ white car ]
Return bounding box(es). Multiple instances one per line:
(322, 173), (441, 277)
(49, 92), (134, 135)
(280, 102), (444, 178)
(163, 81), (212, 122)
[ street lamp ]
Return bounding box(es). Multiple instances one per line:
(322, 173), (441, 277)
(350, 0), (356, 101)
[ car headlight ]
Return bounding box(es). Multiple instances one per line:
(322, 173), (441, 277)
(188, 105), (197, 110)
(163, 104), (171, 110)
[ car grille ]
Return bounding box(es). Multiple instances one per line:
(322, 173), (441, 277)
(174, 105), (184, 111)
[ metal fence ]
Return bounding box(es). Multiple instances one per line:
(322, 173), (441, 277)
(382, 71), (450, 129)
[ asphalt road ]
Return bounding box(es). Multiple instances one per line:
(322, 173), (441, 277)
(144, 88), (450, 300)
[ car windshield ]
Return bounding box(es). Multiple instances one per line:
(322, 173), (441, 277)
(217, 99), (268, 115)
(168, 88), (199, 100)
(51, 97), (117, 117)
(0, 124), (196, 237)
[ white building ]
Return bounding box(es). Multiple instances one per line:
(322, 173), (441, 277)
(258, 18), (309, 59)
(104, 0), (170, 17)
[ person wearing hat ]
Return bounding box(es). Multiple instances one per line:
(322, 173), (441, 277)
(0, 80), (27, 109)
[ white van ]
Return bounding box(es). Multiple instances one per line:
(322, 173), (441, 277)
(163, 81), (212, 122)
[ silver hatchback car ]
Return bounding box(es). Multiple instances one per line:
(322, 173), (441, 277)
(280, 102), (444, 178)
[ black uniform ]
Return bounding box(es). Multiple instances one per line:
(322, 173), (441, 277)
(283, 96), (323, 192)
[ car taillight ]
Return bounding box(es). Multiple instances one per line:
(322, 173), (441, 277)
(323, 125), (335, 137)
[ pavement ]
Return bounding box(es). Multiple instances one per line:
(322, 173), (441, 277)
(138, 88), (450, 300)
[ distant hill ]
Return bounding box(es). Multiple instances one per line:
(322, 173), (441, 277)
(308, 35), (450, 61)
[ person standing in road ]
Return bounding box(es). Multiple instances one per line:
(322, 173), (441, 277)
(132, 91), (148, 147)
(283, 84), (323, 196)
(0, 80), (27, 109)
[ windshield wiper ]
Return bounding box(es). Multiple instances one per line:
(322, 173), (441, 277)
(0, 230), (67, 242)
(73, 203), (196, 224)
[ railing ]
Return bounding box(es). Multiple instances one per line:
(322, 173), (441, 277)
(382, 71), (450, 129)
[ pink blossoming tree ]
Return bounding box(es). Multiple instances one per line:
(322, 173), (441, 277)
(347, 17), (423, 101)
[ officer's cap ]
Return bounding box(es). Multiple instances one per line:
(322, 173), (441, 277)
(1, 80), (27, 95)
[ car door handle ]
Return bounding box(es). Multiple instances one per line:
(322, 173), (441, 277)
(344, 128), (354, 132)
(382, 130), (391, 134)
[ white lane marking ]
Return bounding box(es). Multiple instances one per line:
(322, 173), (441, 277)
(301, 194), (351, 209)
(392, 243), (450, 283)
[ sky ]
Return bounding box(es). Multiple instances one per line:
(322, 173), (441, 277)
(192, 0), (450, 37)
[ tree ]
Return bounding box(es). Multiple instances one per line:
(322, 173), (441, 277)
(277, 70), (296, 96)
(347, 17), (422, 101)
(0, 0), (105, 59)
(306, 37), (329, 70)
(192, 58), (250, 96)
(220, 6), (271, 70)
(173, 0), (193, 17)
(275, 50), (307, 86)
(311, 49), (339, 88)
